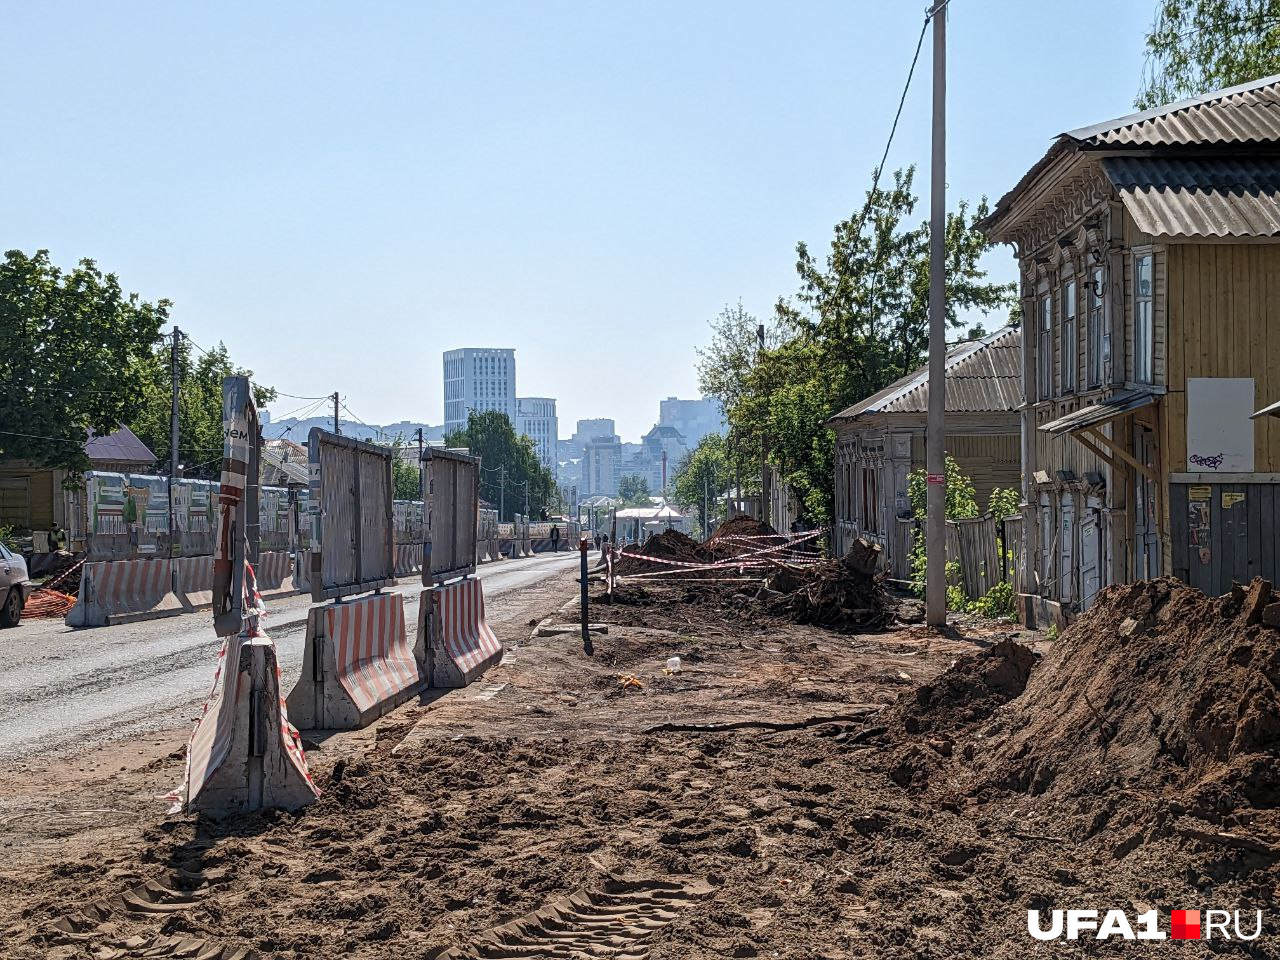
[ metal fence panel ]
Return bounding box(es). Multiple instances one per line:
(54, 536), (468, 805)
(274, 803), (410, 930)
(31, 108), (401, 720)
(423, 447), (479, 584)
(952, 514), (999, 600)
(307, 428), (395, 601)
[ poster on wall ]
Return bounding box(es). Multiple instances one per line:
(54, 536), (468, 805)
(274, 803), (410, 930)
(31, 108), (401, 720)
(1186, 378), (1255, 473)
(1187, 484), (1211, 566)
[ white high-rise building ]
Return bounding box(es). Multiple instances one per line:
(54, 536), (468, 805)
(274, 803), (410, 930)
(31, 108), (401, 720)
(516, 397), (558, 477)
(443, 348), (517, 431)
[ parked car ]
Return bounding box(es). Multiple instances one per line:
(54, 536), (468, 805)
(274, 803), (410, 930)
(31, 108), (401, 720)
(0, 542), (32, 627)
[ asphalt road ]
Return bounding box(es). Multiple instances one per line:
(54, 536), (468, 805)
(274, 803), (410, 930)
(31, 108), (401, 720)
(0, 551), (581, 764)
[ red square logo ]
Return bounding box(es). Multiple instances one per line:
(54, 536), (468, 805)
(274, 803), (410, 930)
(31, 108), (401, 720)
(1172, 910), (1201, 940)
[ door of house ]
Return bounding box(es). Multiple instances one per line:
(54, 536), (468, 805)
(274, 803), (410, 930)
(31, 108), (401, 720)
(1059, 492), (1075, 606)
(1080, 497), (1102, 610)
(1038, 492), (1054, 596)
(1134, 426), (1161, 579)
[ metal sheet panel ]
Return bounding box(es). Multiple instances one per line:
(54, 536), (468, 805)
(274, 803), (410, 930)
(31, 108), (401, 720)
(422, 447), (479, 584)
(307, 429), (395, 601)
(1102, 157), (1280, 238)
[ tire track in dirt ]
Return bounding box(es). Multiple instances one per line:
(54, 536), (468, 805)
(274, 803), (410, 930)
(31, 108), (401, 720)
(436, 876), (716, 960)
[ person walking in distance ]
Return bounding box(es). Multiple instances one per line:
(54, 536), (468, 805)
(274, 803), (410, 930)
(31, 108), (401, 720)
(550, 524), (560, 552)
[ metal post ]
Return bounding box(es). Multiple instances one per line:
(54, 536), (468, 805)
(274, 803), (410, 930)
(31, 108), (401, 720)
(579, 537), (592, 655)
(333, 392), (340, 435)
(168, 327), (181, 588)
(416, 427), (425, 501)
(499, 464), (505, 522)
(703, 474), (709, 538)
(925, 1), (948, 628)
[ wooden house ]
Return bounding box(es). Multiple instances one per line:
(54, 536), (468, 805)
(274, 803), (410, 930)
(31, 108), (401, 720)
(828, 326), (1022, 578)
(979, 75), (1280, 625)
(0, 426), (155, 536)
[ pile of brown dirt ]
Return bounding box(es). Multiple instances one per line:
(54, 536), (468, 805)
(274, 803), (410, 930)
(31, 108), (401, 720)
(613, 529), (708, 575)
(889, 639), (1036, 736)
(705, 515), (786, 561)
(977, 576), (1280, 824)
(769, 540), (896, 631)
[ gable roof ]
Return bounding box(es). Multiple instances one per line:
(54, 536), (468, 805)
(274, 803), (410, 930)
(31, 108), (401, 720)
(85, 425), (156, 465)
(981, 75), (1280, 240)
(828, 326), (1022, 423)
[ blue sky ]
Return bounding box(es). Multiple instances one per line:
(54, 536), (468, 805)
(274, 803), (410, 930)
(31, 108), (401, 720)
(3, 1), (1153, 442)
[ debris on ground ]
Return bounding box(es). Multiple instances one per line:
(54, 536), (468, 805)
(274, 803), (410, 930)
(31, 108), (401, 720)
(769, 539), (896, 631)
(23, 588), (77, 619)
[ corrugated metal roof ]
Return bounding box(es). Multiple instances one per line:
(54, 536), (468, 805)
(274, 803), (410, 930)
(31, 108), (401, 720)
(1102, 156), (1280, 238)
(1039, 390), (1157, 436)
(981, 75), (1280, 239)
(1066, 74), (1280, 147)
(829, 326), (1022, 421)
(84, 425), (156, 465)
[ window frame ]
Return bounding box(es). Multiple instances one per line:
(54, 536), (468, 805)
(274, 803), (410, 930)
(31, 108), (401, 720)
(1037, 293), (1053, 401)
(1133, 251), (1154, 385)
(1061, 278), (1077, 394)
(1086, 266), (1105, 388)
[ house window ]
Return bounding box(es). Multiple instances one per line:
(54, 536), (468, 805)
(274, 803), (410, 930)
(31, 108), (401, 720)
(1061, 280), (1077, 393)
(1087, 267), (1104, 388)
(860, 466), (880, 535)
(1134, 254), (1154, 384)
(1037, 294), (1052, 400)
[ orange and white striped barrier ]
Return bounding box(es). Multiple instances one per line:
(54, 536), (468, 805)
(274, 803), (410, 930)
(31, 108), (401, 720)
(417, 577), (501, 688)
(286, 591), (425, 729)
(185, 626), (318, 815)
(65, 558), (181, 627)
(394, 543), (422, 577)
(254, 550), (295, 596)
(175, 554), (214, 610)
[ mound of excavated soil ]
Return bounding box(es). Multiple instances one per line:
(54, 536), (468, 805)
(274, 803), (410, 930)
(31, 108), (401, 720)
(707, 515), (779, 543)
(978, 577), (1280, 819)
(613, 529), (708, 575)
(889, 639), (1036, 736)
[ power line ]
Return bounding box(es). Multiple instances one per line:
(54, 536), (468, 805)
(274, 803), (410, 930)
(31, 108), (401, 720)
(847, 11), (931, 244)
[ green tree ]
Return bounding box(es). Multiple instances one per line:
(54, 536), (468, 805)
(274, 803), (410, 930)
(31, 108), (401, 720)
(444, 410), (555, 521)
(0, 250), (168, 473)
(618, 473), (651, 505)
(701, 167), (1014, 526)
(1138, 0), (1280, 109)
(671, 434), (730, 536)
(129, 339), (276, 479)
(389, 440), (422, 500)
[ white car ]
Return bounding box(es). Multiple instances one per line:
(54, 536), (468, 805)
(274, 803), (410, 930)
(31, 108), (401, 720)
(0, 543), (32, 627)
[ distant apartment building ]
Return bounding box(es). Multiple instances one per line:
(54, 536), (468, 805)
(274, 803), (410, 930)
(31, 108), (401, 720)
(659, 397), (725, 448)
(443, 348), (516, 431)
(581, 433), (622, 497)
(516, 397), (558, 476)
(640, 424), (689, 495)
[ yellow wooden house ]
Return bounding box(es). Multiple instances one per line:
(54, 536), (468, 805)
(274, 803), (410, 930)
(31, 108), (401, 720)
(980, 75), (1280, 625)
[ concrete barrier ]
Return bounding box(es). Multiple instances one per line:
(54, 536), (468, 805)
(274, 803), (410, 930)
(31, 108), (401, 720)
(174, 555), (214, 611)
(394, 543), (422, 577)
(186, 632), (319, 816)
(286, 592), (425, 729)
(254, 550), (296, 598)
(417, 577), (502, 688)
(65, 558), (182, 627)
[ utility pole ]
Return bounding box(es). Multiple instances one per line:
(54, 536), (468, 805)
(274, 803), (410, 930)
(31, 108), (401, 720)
(703, 473), (709, 539)
(415, 427), (425, 501)
(499, 464), (505, 521)
(757, 323), (768, 523)
(168, 326), (182, 571)
(925, 1), (948, 628)
(333, 392), (340, 435)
